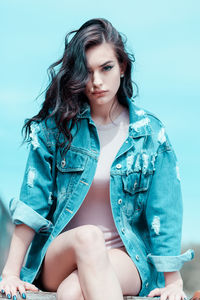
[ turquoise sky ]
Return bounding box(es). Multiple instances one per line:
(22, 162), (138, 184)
(0, 0), (200, 244)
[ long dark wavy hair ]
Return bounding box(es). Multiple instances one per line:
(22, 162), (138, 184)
(23, 18), (138, 151)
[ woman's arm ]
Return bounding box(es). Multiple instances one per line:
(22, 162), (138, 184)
(144, 122), (193, 299)
(1, 122), (57, 299)
(2, 224), (35, 277)
(0, 224), (38, 299)
(164, 271), (183, 287)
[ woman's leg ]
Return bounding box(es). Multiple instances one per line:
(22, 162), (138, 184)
(41, 225), (123, 299)
(74, 226), (123, 300)
(56, 270), (84, 300)
(107, 246), (141, 296)
(56, 246), (141, 300)
(41, 225), (140, 300)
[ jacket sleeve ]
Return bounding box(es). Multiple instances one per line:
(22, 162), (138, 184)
(145, 127), (194, 272)
(9, 122), (56, 234)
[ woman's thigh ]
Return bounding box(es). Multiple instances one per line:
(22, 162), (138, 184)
(57, 269), (84, 300)
(40, 227), (79, 291)
(40, 224), (106, 291)
(107, 246), (141, 296)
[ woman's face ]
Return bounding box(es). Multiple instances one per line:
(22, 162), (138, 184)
(84, 42), (124, 111)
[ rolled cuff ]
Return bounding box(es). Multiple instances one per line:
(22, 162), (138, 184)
(9, 198), (53, 234)
(147, 249), (194, 272)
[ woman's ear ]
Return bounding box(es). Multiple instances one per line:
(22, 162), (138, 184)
(120, 61), (127, 77)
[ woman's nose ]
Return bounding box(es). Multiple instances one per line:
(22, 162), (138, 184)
(92, 72), (103, 87)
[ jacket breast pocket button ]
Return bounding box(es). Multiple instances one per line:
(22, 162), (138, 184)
(116, 164), (122, 169)
(61, 160), (66, 168)
(135, 255), (140, 261)
(134, 180), (138, 189)
(118, 199), (122, 204)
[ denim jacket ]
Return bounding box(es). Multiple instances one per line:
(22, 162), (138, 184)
(8, 98), (194, 295)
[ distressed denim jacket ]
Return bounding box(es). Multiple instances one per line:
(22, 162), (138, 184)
(8, 98), (193, 295)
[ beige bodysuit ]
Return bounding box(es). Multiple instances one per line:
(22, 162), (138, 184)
(63, 108), (129, 249)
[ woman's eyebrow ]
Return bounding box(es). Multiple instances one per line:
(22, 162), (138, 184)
(87, 60), (114, 71)
(100, 60), (114, 67)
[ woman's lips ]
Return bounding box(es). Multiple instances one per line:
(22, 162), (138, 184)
(92, 90), (108, 96)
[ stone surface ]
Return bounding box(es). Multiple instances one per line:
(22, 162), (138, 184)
(0, 292), (159, 299)
(0, 292), (56, 299)
(0, 198), (13, 273)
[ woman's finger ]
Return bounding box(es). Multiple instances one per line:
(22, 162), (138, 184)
(24, 281), (39, 291)
(182, 292), (187, 300)
(182, 294), (187, 300)
(4, 285), (12, 299)
(8, 285), (18, 299)
(174, 293), (183, 300)
(11, 291), (18, 300)
(168, 293), (175, 300)
(160, 291), (170, 300)
(148, 287), (162, 297)
(0, 288), (5, 295)
(18, 285), (27, 299)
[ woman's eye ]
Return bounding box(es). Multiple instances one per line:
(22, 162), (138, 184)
(103, 65), (113, 71)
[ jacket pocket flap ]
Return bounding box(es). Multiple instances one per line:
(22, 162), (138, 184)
(122, 171), (150, 194)
(57, 149), (87, 172)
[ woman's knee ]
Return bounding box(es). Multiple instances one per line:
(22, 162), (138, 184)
(75, 225), (105, 248)
(74, 225), (107, 261)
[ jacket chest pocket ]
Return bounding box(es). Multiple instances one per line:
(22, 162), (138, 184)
(56, 149), (87, 201)
(122, 171), (152, 217)
(122, 171), (150, 194)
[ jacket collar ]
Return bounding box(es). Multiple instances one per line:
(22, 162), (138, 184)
(127, 97), (152, 138)
(77, 98), (152, 138)
(77, 102), (91, 119)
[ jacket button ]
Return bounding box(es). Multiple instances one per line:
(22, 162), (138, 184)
(121, 228), (125, 234)
(118, 199), (122, 204)
(116, 164), (122, 169)
(135, 255), (140, 261)
(134, 180), (138, 189)
(61, 160), (66, 167)
(145, 282), (149, 288)
(125, 140), (128, 144)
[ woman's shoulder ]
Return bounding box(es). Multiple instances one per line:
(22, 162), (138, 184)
(130, 102), (172, 150)
(130, 102), (166, 131)
(29, 116), (60, 151)
(144, 108), (165, 130)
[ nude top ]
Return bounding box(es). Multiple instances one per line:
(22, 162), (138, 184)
(63, 107), (130, 249)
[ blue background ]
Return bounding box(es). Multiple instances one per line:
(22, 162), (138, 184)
(0, 0), (199, 244)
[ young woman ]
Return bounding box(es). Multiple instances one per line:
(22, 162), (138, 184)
(0, 18), (193, 300)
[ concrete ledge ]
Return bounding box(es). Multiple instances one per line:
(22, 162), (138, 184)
(0, 291), (159, 299)
(0, 292), (56, 299)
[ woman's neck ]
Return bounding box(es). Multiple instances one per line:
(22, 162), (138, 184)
(90, 100), (125, 125)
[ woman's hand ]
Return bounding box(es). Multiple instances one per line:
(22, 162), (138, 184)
(0, 275), (39, 299)
(148, 278), (186, 300)
(148, 283), (186, 300)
